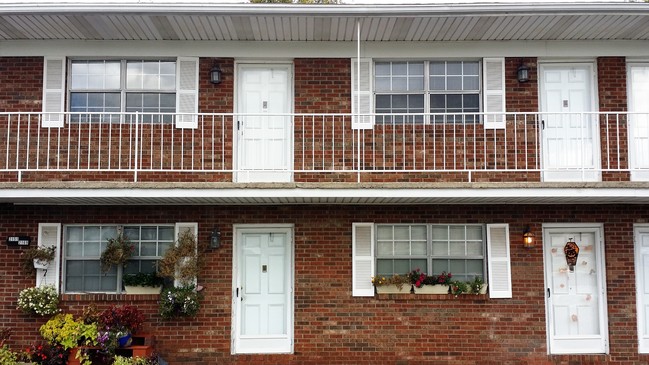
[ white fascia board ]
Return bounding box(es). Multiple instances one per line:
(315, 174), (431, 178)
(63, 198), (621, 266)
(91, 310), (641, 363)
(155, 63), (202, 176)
(2, 187), (649, 203)
(1, 2), (648, 16)
(3, 39), (649, 58)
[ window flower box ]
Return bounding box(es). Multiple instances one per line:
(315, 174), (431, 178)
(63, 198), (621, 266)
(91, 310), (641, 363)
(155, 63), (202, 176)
(413, 284), (449, 294)
(375, 284), (412, 294)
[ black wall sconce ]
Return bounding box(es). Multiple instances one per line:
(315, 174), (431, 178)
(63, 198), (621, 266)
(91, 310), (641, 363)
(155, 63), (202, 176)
(210, 228), (221, 249)
(523, 226), (535, 248)
(517, 60), (531, 83)
(210, 64), (222, 85)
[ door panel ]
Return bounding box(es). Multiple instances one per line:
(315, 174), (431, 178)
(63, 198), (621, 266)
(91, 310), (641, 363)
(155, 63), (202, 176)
(544, 227), (608, 354)
(540, 64), (600, 181)
(629, 65), (649, 180)
(234, 227), (292, 354)
(635, 226), (649, 352)
(237, 64), (292, 182)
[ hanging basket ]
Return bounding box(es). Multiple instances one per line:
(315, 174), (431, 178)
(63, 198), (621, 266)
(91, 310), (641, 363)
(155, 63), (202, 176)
(33, 259), (50, 270)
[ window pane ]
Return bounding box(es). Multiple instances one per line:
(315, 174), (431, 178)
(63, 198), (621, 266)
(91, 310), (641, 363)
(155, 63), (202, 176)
(411, 259), (427, 273)
(432, 241), (448, 255)
(375, 62), (390, 76)
(394, 241), (410, 255)
(450, 241), (466, 256)
(394, 226), (410, 240)
(67, 226), (83, 241)
(466, 226), (482, 240)
(449, 226), (465, 240)
(467, 241), (483, 256)
(447, 62), (462, 75)
(447, 76), (462, 91)
(141, 227), (157, 240)
(84, 241), (101, 257)
(411, 226), (427, 240)
(376, 260), (393, 276)
(466, 260), (483, 276)
(159, 226), (175, 240)
(432, 259), (449, 273)
(393, 259), (410, 274)
(141, 242), (157, 256)
(84, 227), (100, 241)
(411, 241), (427, 255)
(432, 226), (448, 240)
(464, 76), (479, 90)
(377, 241), (392, 256)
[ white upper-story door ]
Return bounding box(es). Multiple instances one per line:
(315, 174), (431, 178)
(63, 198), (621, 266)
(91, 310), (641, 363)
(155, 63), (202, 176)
(540, 63), (600, 182)
(232, 225), (293, 354)
(236, 63), (293, 182)
(628, 64), (649, 181)
(634, 225), (649, 353)
(543, 225), (608, 354)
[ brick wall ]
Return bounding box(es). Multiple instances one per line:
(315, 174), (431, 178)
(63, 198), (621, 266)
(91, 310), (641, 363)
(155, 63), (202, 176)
(0, 56), (635, 183)
(1, 204), (648, 364)
(0, 57), (43, 112)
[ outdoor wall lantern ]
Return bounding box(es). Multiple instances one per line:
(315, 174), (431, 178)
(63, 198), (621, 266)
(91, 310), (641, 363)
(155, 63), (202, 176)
(210, 64), (222, 84)
(523, 226), (535, 248)
(517, 61), (531, 83)
(210, 228), (221, 249)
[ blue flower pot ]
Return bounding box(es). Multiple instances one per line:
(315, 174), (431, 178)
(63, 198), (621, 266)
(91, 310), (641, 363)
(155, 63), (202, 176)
(117, 333), (132, 347)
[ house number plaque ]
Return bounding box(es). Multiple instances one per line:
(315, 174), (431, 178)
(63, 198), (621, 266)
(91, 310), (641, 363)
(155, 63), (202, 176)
(6, 236), (31, 246)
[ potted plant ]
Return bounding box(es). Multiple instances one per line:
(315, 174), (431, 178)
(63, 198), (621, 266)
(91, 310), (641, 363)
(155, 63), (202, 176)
(371, 273), (412, 294)
(123, 272), (164, 295)
(25, 342), (67, 365)
(39, 314), (98, 365)
(469, 276), (488, 295)
(100, 234), (134, 273)
(158, 231), (202, 286)
(17, 285), (60, 316)
(410, 269), (451, 294)
(159, 285), (202, 319)
(450, 280), (469, 297)
(96, 305), (145, 357)
(21, 246), (56, 274)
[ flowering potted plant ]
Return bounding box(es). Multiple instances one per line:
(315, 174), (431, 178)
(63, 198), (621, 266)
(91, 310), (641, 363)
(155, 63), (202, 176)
(469, 276), (488, 295)
(17, 285), (60, 316)
(100, 235), (134, 273)
(39, 314), (98, 365)
(122, 272), (164, 295)
(371, 273), (412, 294)
(410, 269), (451, 294)
(96, 305), (145, 356)
(25, 342), (67, 365)
(21, 246), (56, 274)
(159, 285), (202, 319)
(450, 280), (470, 297)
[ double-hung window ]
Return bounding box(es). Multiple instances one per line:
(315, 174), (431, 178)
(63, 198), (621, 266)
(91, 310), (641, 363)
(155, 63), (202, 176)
(64, 224), (174, 293)
(375, 223), (485, 282)
(374, 60), (481, 124)
(69, 60), (176, 123)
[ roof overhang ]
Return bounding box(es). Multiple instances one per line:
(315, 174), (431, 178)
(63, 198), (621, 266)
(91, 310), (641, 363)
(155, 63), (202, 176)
(1, 182), (649, 206)
(1, 2), (648, 42)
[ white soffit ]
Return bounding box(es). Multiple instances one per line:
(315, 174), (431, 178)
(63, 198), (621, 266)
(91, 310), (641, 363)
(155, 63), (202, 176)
(0, 2), (649, 42)
(2, 186), (649, 205)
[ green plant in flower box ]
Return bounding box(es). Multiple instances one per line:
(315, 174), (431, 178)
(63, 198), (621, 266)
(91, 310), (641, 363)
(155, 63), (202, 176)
(371, 273), (411, 290)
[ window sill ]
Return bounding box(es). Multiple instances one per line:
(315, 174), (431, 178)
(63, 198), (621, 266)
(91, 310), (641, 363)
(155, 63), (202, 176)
(61, 293), (159, 302)
(375, 293), (488, 301)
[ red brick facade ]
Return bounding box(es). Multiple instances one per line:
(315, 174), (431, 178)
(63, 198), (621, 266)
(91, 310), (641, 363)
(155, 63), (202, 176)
(0, 204), (648, 364)
(0, 56), (634, 183)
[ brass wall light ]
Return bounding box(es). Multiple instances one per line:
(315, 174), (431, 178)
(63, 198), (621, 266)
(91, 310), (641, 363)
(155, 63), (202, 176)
(523, 226), (535, 248)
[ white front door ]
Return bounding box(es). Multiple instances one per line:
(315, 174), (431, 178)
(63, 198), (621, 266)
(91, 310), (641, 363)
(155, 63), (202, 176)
(236, 64), (292, 182)
(540, 64), (600, 181)
(543, 225), (608, 354)
(628, 64), (649, 181)
(634, 225), (649, 353)
(232, 226), (293, 354)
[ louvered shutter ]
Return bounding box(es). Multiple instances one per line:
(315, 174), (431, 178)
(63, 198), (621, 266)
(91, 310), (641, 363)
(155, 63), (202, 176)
(36, 223), (61, 292)
(176, 57), (199, 129)
(352, 223), (375, 297)
(42, 57), (65, 128)
(174, 222), (199, 287)
(351, 58), (373, 130)
(486, 223), (512, 298)
(483, 58), (506, 129)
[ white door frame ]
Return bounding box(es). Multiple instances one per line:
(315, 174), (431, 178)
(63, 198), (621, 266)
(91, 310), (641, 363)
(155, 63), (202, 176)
(233, 61), (294, 183)
(542, 223), (609, 354)
(634, 224), (649, 353)
(627, 62), (649, 181)
(231, 224), (294, 354)
(538, 62), (601, 182)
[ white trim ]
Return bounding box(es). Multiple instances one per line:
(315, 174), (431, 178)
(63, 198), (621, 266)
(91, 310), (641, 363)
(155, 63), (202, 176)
(627, 62), (649, 181)
(36, 223), (61, 292)
(542, 223), (609, 355)
(4, 186), (649, 205)
(635, 224), (649, 353)
(231, 224), (294, 355)
(4, 40), (649, 58)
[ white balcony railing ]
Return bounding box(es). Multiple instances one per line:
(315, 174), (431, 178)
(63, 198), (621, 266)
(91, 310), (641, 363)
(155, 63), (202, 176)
(1, 112), (647, 183)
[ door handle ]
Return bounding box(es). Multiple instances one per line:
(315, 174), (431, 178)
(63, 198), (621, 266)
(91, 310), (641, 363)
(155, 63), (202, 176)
(541, 120), (545, 130)
(547, 288), (551, 298)
(236, 287), (239, 297)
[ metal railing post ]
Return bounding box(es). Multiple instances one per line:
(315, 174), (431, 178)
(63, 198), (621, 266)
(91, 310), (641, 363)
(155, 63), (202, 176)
(134, 112), (139, 182)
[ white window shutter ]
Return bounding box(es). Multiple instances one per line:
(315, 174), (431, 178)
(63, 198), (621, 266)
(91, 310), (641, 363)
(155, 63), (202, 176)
(352, 223), (374, 297)
(486, 223), (512, 298)
(175, 57), (199, 129)
(42, 57), (65, 128)
(351, 58), (374, 130)
(483, 58), (506, 129)
(174, 222), (199, 287)
(36, 223), (61, 292)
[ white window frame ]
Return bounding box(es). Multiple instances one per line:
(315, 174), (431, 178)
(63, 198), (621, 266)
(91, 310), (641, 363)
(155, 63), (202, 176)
(62, 223), (175, 294)
(373, 59), (482, 125)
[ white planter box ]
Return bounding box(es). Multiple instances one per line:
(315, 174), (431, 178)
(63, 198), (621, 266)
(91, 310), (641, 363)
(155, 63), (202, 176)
(124, 285), (163, 295)
(413, 284), (449, 294)
(375, 284), (412, 294)
(33, 259), (50, 270)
